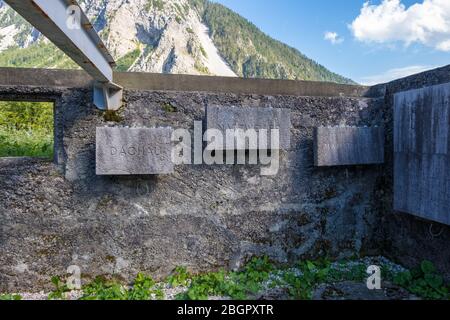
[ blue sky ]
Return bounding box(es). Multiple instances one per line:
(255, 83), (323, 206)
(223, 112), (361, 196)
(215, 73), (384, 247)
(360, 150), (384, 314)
(213, 0), (450, 84)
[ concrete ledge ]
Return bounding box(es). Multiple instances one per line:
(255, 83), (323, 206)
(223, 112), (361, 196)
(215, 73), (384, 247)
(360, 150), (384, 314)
(379, 64), (450, 97)
(115, 71), (371, 97)
(0, 67), (372, 97)
(0, 67), (94, 88)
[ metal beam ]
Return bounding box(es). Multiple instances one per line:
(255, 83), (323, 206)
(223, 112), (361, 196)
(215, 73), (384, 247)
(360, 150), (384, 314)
(4, 0), (122, 110)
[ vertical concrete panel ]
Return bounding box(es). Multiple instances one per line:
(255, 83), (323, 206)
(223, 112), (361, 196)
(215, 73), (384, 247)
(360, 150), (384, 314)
(394, 82), (450, 225)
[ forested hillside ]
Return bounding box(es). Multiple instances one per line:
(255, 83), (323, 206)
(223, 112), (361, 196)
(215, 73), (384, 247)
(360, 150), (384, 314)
(0, 0), (354, 84)
(190, 0), (354, 83)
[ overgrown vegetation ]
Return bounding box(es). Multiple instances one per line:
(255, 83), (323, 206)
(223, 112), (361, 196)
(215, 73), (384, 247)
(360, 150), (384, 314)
(0, 101), (53, 158)
(102, 109), (124, 122)
(47, 273), (165, 300)
(0, 294), (22, 300)
(161, 102), (177, 113)
(178, 256), (275, 300)
(47, 276), (70, 300)
(80, 273), (165, 300)
(393, 260), (449, 300)
(2, 258), (448, 300)
(39, 257), (449, 301)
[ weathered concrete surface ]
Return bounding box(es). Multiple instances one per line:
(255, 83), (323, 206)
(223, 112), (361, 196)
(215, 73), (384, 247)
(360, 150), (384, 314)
(205, 105), (291, 150)
(314, 126), (384, 166)
(0, 75), (385, 292)
(0, 68), (93, 88)
(394, 83), (450, 226)
(376, 65), (450, 281)
(2, 65), (450, 291)
(0, 67), (373, 97)
(115, 72), (373, 97)
(96, 127), (174, 175)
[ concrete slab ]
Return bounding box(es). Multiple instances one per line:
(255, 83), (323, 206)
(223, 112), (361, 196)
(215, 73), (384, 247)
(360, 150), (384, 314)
(96, 127), (174, 175)
(205, 105), (291, 150)
(0, 67), (374, 97)
(394, 82), (450, 225)
(314, 126), (384, 166)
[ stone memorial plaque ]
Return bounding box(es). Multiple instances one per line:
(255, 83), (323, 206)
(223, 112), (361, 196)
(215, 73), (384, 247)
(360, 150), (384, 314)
(205, 105), (291, 150)
(394, 83), (450, 225)
(96, 127), (174, 175)
(314, 126), (384, 166)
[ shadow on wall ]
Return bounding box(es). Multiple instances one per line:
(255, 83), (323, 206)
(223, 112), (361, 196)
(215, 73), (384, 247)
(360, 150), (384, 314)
(1, 65), (450, 291)
(0, 81), (388, 292)
(58, 88), (387, 268)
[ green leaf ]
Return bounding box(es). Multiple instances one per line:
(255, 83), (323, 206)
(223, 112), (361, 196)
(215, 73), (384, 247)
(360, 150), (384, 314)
(306, 261), (316, 272)
(0, 294), (22, 300)
(424, 274), (443, 289)
(51, 276), (60, 286)
(421, 261), (436, 275)
(393, 271), (412, 286)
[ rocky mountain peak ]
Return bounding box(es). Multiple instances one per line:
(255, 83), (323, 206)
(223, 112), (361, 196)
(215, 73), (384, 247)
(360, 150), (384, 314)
(78, 0), (236, 75)
(0, 0), (354, 84)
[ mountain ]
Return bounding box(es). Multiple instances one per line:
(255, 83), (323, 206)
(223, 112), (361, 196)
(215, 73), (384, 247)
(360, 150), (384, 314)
(0, 0), (355, 84)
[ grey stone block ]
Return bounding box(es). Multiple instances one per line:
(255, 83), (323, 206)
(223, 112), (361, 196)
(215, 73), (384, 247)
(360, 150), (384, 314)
(394, 82), (450, 225)
(314, 126), (384, 166)
(205, 105), (291, 150)
(96, 127), (174, 175)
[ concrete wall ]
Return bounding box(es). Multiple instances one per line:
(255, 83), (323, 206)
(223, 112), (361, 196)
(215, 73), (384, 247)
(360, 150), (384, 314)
(1, 66), (450, 291)
(375, 65), (450, 281)
(394, 83), (450, 226)
(0, 68), (386, 292)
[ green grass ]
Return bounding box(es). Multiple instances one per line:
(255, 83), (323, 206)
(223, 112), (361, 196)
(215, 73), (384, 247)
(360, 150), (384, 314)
(0, 101), (53, 158)
(0, 128), (53, 158)
(115, 48), (141, 72)
(0, 294), (22, 300)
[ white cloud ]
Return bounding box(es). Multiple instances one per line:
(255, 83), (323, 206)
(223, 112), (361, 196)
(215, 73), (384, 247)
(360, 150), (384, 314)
(359, 65), (437, 85)
(324, 31), (344, 44)
(350, 0), (450, 51)
(437, 39), (450, 51)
